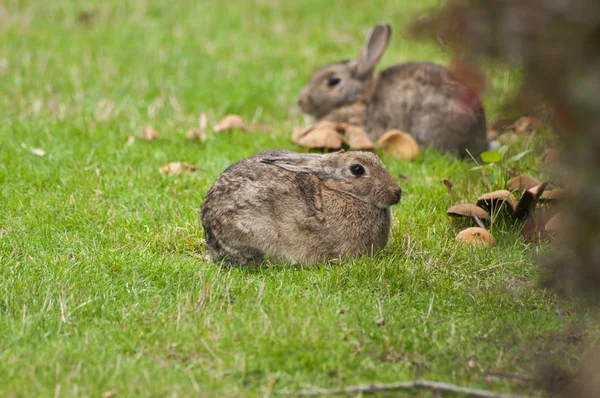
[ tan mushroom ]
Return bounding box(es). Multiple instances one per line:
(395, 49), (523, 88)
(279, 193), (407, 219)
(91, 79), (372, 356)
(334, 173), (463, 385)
(376, 129), (419, 160)
(507, 175), (542, 191)
(456, 227), (498, 247)
(447, 203), (490, 220)
(476, 190), (518, 215)
(292, 122), (344, 149)
(343, 124), (375, 150)
(540, 187), (566, 201)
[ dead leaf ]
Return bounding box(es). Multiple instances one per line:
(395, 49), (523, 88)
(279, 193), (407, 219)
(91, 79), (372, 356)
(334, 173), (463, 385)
(102, 390), (118, 398)
(140, 126), (159, 141)
(514, 182), (549, 220)
(376, 129), (419, 160)
(159, 162), (199, 175)
(441, 178), (453, 194)
(21, 142), (46, 156)
(125, 136), (136, 147)
(292, 121), (344, 149)
(213, 114), (246, 132)
(187, 113), (208, 141)
(342, 124), (375, 150)
(456, 227), (497, 247)
(0, 227), (10, 234)
(468, 357), (477, 369)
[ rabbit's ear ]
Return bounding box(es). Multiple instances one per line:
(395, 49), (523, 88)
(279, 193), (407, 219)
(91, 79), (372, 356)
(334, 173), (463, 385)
(261, 154), (342, 179)
(352, 24), (392, 78)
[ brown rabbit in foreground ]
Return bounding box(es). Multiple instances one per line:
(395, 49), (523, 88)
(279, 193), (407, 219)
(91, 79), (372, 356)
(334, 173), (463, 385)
(201, 150), (402, 266)
(297, 24), (488, 157)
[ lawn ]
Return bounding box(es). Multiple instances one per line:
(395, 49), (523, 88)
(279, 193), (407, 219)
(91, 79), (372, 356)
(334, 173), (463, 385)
(0, 0), (593, 396)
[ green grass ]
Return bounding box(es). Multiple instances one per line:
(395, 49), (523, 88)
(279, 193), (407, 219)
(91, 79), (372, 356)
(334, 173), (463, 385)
(0, 0), (593, 396)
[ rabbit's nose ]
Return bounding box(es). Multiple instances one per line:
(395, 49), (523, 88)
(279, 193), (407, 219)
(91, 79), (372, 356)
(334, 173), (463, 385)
(393, 187), (402, 203)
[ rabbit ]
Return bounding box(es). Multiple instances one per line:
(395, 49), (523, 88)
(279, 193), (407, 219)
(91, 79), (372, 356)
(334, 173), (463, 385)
(297, 23), (488, 157)
(200, 149), (402, 266)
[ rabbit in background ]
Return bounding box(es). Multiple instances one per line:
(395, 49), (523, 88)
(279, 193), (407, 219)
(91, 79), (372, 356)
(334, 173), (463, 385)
(297, 24), (488, 157)
(201, 150), (402, 266)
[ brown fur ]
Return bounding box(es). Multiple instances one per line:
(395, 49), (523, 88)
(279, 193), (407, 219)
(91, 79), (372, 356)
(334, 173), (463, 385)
(297, 24), (488, 157)
(200, 150), (402, 266)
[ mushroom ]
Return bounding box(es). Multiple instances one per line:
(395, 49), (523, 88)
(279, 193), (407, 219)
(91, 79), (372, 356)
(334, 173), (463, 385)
(213, 114), (247, 132)
(476, 190), (518, 217)
(539, 187), (567, 201)
(376, 129), (419, 160)
(292, 121), (344, 149)
(342, 124), (375, 150)
(447, 203), (490, 220)
(456, 227), (498, 247)
(507, 175), (542, 191)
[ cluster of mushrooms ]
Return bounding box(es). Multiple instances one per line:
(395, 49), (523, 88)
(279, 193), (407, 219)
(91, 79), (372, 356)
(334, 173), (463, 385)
(448, 175), (566, 247)
(292, 121), (420, 160)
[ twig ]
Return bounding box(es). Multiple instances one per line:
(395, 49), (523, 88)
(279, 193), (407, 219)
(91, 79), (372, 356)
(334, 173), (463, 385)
(277, 379), (535, 398)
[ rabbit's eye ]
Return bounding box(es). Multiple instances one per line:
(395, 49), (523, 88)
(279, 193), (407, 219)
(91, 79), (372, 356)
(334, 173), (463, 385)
(350, 164), (365, 176)
(327, 76), (341, 87)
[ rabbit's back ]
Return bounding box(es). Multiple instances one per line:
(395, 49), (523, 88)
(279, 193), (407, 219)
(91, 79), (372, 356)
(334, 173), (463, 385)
(367, 62), (487, 156)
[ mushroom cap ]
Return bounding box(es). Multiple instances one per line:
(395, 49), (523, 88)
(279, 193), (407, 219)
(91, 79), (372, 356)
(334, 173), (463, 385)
(292, 122), (344, 149)
(476, 190), (518, 213)
(507, 175), (542, 191)
(447, 203), (490, 219)
(343, 124), (375, 150)
(540, 187), (566, 201)
(376, 129), (419, 160)
(456, 227), (498, 247)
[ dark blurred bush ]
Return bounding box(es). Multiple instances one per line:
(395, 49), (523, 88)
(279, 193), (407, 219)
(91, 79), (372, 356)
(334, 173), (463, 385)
(409, 1), (600, 396)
